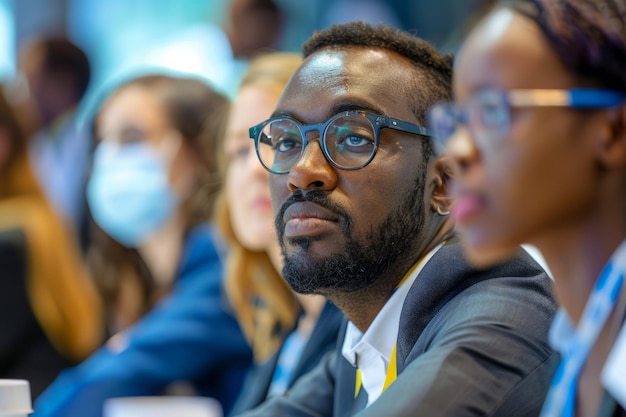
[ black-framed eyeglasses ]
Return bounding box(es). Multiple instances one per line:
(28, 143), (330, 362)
(427, 88), (626, 156)
(248, 110), (431, 174)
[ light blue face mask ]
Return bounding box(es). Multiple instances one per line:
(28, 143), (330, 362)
(87, 140), (177, 248)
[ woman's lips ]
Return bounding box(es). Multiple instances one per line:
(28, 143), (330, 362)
(452, 193), (486, 223)
(283, 201), (340, 238)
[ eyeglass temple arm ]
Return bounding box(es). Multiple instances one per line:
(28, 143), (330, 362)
(508, 89), (626, 108)
(381, 116), (432, 137)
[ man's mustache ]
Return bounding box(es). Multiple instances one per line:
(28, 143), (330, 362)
(275, 189), (350, 231)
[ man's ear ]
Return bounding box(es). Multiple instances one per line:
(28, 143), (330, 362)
(596, 104), (626, 168)
(430, 155), (454, 215)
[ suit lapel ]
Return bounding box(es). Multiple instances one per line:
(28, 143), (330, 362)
(396, 243), (545, 372)
(334, 351), (368, 417)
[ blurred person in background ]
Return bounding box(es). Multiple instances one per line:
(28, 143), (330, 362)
(212, 52), (343, 415)
(132, 0), (285, 103)
(427, 0), (626, 415)
(33, 73), (251, 417)
(9, 37), (93, 240)
(225, 0), (284, 60)
(0, 88), (104, 398)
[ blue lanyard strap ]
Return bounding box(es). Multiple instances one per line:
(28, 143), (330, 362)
(540, 240), (626, 417)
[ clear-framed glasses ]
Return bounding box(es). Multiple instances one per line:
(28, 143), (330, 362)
(248, 110), (431, 174)
(427, 88), (626, 156)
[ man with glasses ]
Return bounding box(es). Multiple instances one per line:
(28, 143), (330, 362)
(237, 21), (558, 417)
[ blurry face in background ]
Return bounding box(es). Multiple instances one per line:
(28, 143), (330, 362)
(88, 84), (201, 247)
(96, 85), (195, 195)
(450, 8), (605, 265)
(98, 85), (172, 152)
(224, 85), (279, 251)
(227, 0), (282, 59)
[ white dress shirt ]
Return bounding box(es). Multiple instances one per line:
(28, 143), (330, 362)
(341, 245), (442, 406)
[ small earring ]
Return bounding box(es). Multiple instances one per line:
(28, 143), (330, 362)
(437, 207), (450, 216)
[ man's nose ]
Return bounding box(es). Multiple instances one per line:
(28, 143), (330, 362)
(287, 131), (338, 192)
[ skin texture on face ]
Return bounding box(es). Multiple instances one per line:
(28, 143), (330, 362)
(224, 85), (278, 252)
(451, 8), (609, 267)
(270, 47), (444, 305)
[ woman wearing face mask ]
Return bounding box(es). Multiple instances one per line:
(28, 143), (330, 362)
(428, 1), (626, 416)
(86, 74), (225, 330)
(213, 53), (344, 415)
(0, 88), (104, 398)
(33, 74), (251, 417)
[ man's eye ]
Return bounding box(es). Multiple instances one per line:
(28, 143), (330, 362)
(344, 135), (371, 147)
(275, 137), (300, 152)
(334, 129), (375, 154)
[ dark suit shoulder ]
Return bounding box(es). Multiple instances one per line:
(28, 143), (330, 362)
(378, 243), (558, 417)
(398, 242), (553, 364)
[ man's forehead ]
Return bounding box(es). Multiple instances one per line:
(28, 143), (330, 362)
(298, 49), (347, 82)
(296, 46), (408, 78)
(277, 46), (418, 122)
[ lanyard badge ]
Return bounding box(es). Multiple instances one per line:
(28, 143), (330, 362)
(540, 240), (626, 417)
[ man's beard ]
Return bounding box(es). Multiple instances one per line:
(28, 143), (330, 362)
(275, 175), (425, 295)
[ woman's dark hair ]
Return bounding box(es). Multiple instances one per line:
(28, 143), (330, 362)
(506, 0), (626, 91)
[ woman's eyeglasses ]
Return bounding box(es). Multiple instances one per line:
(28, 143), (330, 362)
(427, 88), (626, 156)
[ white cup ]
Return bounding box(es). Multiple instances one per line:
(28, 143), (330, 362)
(0, 379), (32, 416)
(103, 396), (222, 417)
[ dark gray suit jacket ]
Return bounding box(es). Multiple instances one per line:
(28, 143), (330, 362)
(236, 243), (559, 417)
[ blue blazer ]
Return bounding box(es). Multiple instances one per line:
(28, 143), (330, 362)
(235, 243), (559, 417)
(33, 224), (252, 417)
(230, 301), (344, 416)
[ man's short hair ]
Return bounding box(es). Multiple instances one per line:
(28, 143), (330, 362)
(302, 21), (454, 131)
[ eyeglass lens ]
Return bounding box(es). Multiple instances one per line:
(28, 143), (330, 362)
(256, 113), (377, 172)
(429, 91), (511, 155)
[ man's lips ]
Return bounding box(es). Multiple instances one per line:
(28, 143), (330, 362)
(283, 201), (341, 238)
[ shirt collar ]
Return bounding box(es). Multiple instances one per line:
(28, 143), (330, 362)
(342, 244), (443, 367)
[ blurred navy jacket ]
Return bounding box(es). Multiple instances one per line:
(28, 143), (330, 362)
(33, 224), (252, 417)
(229, 301), (344, 415)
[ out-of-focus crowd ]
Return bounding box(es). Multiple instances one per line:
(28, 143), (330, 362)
(2, 0), (626, 417)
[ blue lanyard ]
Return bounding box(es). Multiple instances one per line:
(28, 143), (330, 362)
(539, 240), (626, 417)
